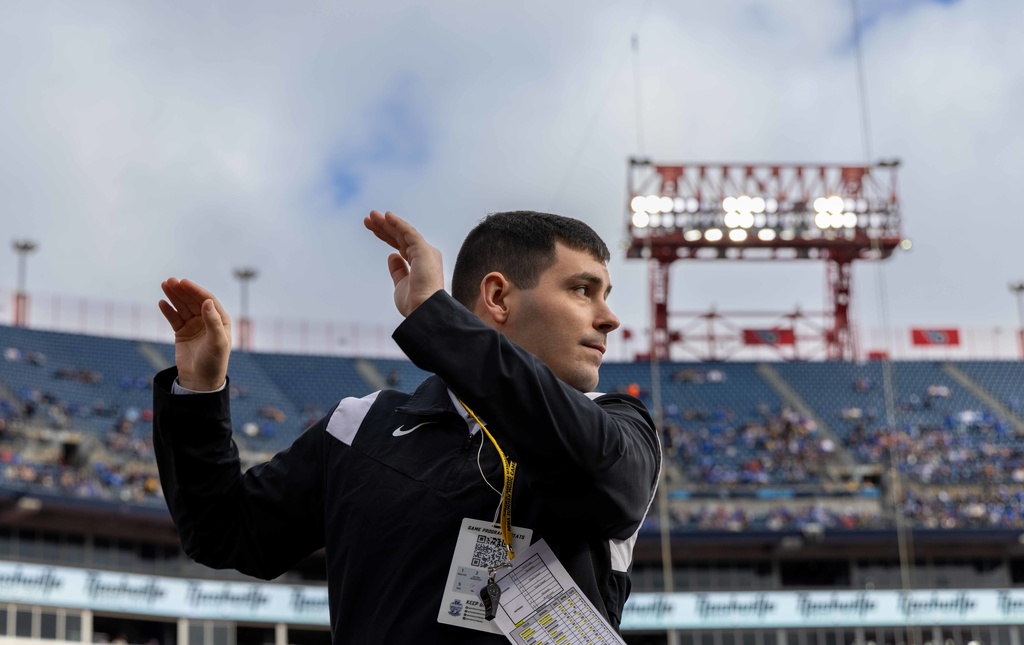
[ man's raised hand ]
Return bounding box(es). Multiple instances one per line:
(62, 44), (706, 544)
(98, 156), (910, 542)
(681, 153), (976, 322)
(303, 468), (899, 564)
(158, 278), (232, 391)
(364, 211), (444, 317)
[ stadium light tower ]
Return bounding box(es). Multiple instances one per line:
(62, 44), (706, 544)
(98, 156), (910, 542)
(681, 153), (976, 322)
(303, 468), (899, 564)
(234, 267), (258, 352)
(1009, 281), (1024, 359)
(12, 239), (38, 327)
(626, 159), (903, 361)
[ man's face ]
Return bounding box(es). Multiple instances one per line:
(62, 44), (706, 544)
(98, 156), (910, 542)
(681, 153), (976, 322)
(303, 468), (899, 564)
(501, 243), (620, 392)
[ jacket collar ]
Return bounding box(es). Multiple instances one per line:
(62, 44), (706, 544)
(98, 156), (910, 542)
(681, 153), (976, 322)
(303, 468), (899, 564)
(395, 375), (458, 416)
(394, 374), (482, 432)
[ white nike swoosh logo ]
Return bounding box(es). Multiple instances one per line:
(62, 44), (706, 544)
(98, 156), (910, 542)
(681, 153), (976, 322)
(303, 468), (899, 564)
(392, 421), (436, 437)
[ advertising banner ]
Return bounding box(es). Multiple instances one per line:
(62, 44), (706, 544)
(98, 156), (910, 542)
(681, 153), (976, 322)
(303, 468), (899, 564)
(622, 589), (1024, 630)
(0, 561), (328, 625)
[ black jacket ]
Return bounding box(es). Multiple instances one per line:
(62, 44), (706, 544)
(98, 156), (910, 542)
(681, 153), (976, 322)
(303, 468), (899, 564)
(154, 291), (661, 644)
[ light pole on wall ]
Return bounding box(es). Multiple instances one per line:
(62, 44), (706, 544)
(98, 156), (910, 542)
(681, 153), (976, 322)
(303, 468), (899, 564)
(12, 240), (38, 327)
(234, 267), (258, 351)
(1009, 281), (1024, 360)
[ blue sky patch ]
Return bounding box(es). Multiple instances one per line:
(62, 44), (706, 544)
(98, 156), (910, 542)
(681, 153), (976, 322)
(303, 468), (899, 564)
(324, 73), (431, 208)
(855, 0), (962, 33)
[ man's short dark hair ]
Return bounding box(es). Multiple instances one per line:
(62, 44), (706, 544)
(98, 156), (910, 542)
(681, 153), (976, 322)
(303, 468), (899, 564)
(451, 211), (611, 308)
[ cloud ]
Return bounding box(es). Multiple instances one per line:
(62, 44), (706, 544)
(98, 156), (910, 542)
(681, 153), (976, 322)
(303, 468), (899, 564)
(0, 0), (1022, 350)
(323, 73), (433, 208)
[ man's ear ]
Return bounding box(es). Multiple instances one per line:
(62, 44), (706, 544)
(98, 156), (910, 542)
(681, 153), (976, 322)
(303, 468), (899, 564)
(477, 272), (513, 325)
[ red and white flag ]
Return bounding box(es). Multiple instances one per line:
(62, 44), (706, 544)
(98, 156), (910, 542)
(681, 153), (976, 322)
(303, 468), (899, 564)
(910, 328), (960, 346)
(742, 328), (796, 346)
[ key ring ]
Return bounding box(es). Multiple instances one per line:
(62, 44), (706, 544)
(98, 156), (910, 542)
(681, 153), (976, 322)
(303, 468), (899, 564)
(487, 559), (512, 578)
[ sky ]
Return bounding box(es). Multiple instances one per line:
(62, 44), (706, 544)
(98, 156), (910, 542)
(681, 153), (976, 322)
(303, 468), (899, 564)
(1, 0), (1022, 358)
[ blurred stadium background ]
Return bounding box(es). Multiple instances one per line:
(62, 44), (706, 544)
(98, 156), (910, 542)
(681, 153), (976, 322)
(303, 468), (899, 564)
(4, 0), (1024, 642)
(2, 270), (1024, 645)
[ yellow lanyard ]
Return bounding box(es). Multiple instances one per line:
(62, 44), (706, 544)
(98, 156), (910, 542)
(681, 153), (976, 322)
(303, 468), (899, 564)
(458, 398), (517, 560)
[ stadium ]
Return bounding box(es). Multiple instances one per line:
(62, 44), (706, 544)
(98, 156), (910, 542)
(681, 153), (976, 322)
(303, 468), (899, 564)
(2, 280), (1024, 645)
(4, 1), (1024, 644)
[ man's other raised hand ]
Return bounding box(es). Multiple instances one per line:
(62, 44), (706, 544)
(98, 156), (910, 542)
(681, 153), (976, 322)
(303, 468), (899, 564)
(364, 211), (444, 317)
(158, 278), (232, 392)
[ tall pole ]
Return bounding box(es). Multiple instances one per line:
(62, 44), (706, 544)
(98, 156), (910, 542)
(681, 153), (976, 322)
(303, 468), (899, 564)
(1009, 282), (1024, 360)
(233, 267), (258, 352)
(646, 244), (679, 645)
(12, 240), (38, 327)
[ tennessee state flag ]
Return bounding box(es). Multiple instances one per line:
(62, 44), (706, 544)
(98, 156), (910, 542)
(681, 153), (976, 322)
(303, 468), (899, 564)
(911, 328), (960, 346)
(742, 329), (796, 346)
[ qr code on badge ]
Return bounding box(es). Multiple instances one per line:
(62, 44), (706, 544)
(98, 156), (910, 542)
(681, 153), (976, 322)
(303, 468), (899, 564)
(471, 534), (507, 568)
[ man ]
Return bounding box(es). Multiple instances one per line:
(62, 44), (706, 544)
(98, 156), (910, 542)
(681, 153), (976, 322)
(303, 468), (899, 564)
(154, 210), (661, 643)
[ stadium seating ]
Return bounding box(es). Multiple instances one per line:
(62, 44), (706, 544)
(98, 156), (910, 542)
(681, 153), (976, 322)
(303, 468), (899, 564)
(3, 324), (1024, 533)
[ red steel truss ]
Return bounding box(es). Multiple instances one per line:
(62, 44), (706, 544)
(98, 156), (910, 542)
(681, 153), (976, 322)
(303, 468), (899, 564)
(625, 159), (903, 361)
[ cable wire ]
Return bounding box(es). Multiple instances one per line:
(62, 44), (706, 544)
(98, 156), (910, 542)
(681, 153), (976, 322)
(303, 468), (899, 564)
(549, 0), (655, 209)
(851, 1), (918, 641)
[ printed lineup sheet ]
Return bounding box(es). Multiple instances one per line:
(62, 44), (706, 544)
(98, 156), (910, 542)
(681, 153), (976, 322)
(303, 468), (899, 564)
(489, 539), (626, 645)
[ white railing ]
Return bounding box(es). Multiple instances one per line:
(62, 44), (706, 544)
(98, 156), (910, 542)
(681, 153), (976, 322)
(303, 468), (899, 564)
(2, 288), (1021, 362)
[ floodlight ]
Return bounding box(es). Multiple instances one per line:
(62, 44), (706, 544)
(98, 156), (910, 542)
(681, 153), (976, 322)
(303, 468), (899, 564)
(624, 160), (904, 364)
(900, 239), (912, 250)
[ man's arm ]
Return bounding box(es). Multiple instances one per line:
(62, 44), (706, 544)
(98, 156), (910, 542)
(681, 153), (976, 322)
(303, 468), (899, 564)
(394, 291), (661, 539)
(154, 279), (325, 578)
(363, 211), (660, 539)
(153, 367), (327, 579)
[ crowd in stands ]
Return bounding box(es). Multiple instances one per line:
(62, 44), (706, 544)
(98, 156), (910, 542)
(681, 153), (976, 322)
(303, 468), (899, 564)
(662, 404), (836, 486)
(901, 487), (1024, 530)
(3, 346), (46, 367)
(0, 450), (162, 505)
(646, 488), (1024, 533)
(847, 416), (1022, 485)
(1, 344), (164, 505)
(4, 338), (1024, 533)
(655, 503), (889, 533)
